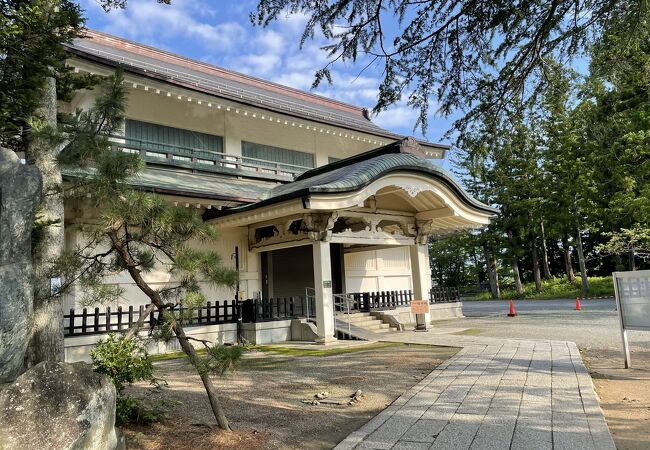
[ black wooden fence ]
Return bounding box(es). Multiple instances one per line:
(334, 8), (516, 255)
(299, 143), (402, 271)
(429, 287), (461, 303)
(239, 296), (316, 323)
(65, 300), (238, 337)
(348, 290), (414, 311)
(64, 287), (461, 337)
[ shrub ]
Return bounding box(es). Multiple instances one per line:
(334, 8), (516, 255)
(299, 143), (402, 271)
(115, 395), (169, 426)
(90, 333), (155, 393)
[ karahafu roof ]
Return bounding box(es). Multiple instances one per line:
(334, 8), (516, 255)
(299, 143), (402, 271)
(204, 139), (496, 221)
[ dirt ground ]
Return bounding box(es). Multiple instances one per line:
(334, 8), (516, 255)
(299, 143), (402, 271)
(581, 344), (650, 450)
(121, 343), (458, 450)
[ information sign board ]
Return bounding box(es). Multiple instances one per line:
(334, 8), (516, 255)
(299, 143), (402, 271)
(411, 300), (429, 314)
(613, 270), (650, 368)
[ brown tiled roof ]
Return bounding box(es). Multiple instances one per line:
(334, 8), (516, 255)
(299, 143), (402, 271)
(66, 29), (449, 154)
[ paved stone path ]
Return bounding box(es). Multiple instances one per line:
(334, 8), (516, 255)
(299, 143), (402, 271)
(334, 333), (616, 450)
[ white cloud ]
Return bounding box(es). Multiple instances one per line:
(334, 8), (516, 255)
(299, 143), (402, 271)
(82, 0), (245, 52)
(374, 103), (421, 133)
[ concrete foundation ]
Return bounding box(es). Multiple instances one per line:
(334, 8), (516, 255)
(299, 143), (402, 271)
(372, 302), (464, 328)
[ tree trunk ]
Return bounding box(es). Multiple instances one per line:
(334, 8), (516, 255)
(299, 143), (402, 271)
(575, 230), (589, 294)
(507, 229), (523, 294)
(629, 250), (636, 271)
(531, 236), (542, 292)
(109, 231), (231, 430)
(561, 235), (576, 283)
(540, 220), (552, 279)
(25, 76), (65, 367)
(484, 243), (500, 299)
(173, 323), (231, 430)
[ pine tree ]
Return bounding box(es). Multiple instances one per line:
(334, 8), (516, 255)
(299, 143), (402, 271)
(49, 70), (239, 430)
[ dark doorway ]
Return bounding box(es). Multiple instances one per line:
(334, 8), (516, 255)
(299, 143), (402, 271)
(261, 245), (315, 298)
(330, 243), (346, 294)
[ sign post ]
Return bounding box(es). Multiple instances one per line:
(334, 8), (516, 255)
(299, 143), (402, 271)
(612, 270), (650, 368)
(411, 299), (430, 331)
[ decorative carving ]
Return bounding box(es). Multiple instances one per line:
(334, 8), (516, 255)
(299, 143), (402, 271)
(415, 219), (434, 244)
(402, 185), (427, 197)
(303, 212), (339, 241)
(399, 222), (417, 237)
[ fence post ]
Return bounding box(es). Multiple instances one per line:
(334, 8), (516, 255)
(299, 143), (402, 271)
(106, 306), (112, 332)
(128, 306), (134, 328)
(94, 307), (100, 333)
(117, 306), (123, 331)
(81, 308), (88, 335)
(68, 309), (75, 336)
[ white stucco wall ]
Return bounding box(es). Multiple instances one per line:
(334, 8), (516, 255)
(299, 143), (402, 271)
(344, 246), (413, 293)
(63, 226), (257, 310)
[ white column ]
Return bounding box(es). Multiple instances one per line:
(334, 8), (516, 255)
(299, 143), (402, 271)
(410, 244), (432, 300)
(312, 241), (337, 343)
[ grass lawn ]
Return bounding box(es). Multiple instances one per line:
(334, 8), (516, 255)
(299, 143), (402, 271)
(467, 276), (614, 300)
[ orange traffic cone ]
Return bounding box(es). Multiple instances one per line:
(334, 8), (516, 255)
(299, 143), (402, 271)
(508, 299), (517, 317)
(575, 297), (582, 311)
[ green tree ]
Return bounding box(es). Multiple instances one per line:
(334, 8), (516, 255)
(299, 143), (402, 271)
(52, 71), (240, 430)
(429, 232), (483, 288)
(1, 0), (171, 367)
(254, 0), (642, 133)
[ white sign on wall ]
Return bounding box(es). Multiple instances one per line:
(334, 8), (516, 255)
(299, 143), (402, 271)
(613, 270), (650, 368)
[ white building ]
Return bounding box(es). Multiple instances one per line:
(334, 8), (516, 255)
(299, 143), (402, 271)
(62, 30), (495, 358)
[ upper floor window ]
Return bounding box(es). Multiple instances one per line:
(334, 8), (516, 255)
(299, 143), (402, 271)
(328, 157), (341, 164)
(241, 141), (314, 169)
(125, 119), (223, 155)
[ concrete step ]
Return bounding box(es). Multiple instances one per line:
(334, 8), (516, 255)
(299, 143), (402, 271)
(373, 328), (394, 333)
(342, 318), (381, 326)
(336, 312), (370, 319)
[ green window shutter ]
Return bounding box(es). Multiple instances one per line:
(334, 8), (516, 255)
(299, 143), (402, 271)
(241, 141), (314, 169)
(125, 119), (223, 154)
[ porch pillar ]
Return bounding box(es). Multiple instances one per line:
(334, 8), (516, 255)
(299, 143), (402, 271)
(312, 241), (337, 343)
(410, 244), (432, 300)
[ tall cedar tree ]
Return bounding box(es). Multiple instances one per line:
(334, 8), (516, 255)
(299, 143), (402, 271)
(254, 0), (642, 134)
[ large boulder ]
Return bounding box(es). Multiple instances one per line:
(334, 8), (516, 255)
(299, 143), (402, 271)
(0, 362), (121, 450)
(0, 148), (42, 382)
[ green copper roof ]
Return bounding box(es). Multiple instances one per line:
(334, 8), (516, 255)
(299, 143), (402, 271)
(63, 167), (274, 203)
(206, 139), (495, 220)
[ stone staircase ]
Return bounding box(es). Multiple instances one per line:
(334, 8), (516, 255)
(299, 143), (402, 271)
(336, 312), (399, 336)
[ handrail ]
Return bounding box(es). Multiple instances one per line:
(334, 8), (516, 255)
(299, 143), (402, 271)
(106, 135), (312, 178)
(304, 287), (316, 322)
(333, 293), (354, 338)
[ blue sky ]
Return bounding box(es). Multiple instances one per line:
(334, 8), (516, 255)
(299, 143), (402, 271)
(79, 0), (459, 164)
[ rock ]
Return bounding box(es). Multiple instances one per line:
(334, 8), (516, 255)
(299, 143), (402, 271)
(311, 400), (320, 406)
(315, 392), (329, 399)
(0, 361), (121, 450)
(0, 148), (42, 383)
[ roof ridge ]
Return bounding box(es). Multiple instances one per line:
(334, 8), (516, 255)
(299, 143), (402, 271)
(295, 137), (428, 181)
(79, 29), (368, 118)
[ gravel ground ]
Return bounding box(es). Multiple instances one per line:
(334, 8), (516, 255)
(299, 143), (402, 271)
(122, 343), (458, 450)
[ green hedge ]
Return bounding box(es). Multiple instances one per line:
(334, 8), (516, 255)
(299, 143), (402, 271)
(467, 276), (614, 300)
